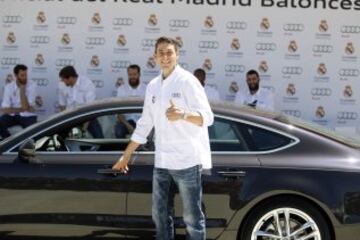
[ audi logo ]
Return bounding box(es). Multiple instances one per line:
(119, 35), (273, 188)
(1, 57), (20, 66)
(337, 111), (358, 120)
(169, 19), (190, 28)
(198, 41), (219, 49)
(56, 59), (75, 67)
(282, 66), (303, 75)
(113, 18), (133, 26)
(256, 43), (277, 51)
(312, 44), (333, 53)
(339, 68), (360, 77)
(111, 60), (131, 69)
(92, 80), (104, 88)
(33, 78), (49, 87)
(85, 37), (105, 45)
(225, 64), (245, 73)
(341, 25), (360, 34)
(282, 110), (302, 118)
(57, 17), (77, 25)
(226, 21), (247, 30)
(179, 62), (189, 69)
(3, 16), (22, 24)
(30, 36), (50, 44)
(283, 23), (304, 32)
(142, 39), (156, 47)
(311, 88), (332, 96)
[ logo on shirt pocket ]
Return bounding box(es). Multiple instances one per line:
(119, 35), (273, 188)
(171, 92), (181, 98)
(152, 96), (156, 104)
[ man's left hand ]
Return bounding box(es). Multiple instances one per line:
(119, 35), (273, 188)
(166, 100), (184, 122)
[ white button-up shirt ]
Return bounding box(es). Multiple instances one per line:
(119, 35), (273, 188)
(131, 66), (214, 170)
(58, 76), (96, 109)
(204, 84), (220, 102)
(235, 87), (274, 111)
(117, 83), (146, 98)
(1, 81), (37, 117)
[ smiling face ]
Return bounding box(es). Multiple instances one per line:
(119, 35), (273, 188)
(154, 42), (179, 77)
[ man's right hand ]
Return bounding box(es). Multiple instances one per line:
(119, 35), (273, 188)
(112, 155), (131, 173)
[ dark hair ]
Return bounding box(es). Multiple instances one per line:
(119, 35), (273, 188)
(59, 66), (78, 78)
(246, 69), (260, 78)
(127, 64), (141, 74)
(194, 68), (206, 87)
(13, 64), (27, 75)
(154, 36), (179, 53)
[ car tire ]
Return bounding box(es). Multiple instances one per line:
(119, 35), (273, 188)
(239, 197), (332, 240)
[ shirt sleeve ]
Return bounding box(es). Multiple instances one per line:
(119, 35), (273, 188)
(264, 90), (275, 111)
(58, 83), (66, 107)
(184, 76), (214, 127)
(27, 82), (36, 107)
(1, 85), (11, 108)
(234, 91), (245, 105)
(84, 79), (96, 103)
(130, 85), (154, 144)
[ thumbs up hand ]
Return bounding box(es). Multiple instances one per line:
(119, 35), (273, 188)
(166, 99), (185, 122)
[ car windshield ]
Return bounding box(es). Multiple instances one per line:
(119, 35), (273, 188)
(278, 114), (360, 148)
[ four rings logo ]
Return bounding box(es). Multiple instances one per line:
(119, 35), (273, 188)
(175, 36), (183, 49)
(117, 35), (127, 47)
(203, 58), (213, 72)
(260, 17), (270, 31)
(92, 80), (104, 88)
(256, 43), (277, 51)
(282, 110), (301, 118)
(225, 64), (245, 73)
(337, 111), (358, 120)
(317, 63), (327, 75)
(345, 42), (355, 55)
(312, 44), (333, 53)
(319, 20), (328, 32)
(282, 66), (303, 75)
(147, 56), (156, 69)
(6, 32), (16, 44)
(86, 37), (105, 46)
(169, 19), (190, 28)
(113, 18), (133, 26)
(111, 60), (131, 69)
(91, 12), (102, 25)
(311, 88), (332, 97)
(148, 14), (158, 27)
(1, 57), (20, 66)
(288, 40), (298, 53)
(142, 38), (156, 48)
(341, 25), (360, 34)
(57, 17), (77, 25)
(315, 106), (326, 119)
(343, 85), (353, 98)
(36, 11), (46, 24)
(286, 83), (296, 96)
(3, 16), (22, 24)
(90, 55), (100, 68)
(258, 61), (268, 73)
(61, 33), (71, 45)
(231, 38), (240, 51)
(204, 16), (214, 29)
(31, 35), (50, 44)
(226, 21), (247, 30)
(283, 23), (304, 32)
(34, 78), (49, 87)
(179, 62), (189, 70)
(35, 54), (45, 66)
(56, 59), (75, 67)
(199, 41), (219, 49)
(339, 68), (359, 77)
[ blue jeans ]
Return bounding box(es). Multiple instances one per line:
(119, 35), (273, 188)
(152, 165), (205, 240)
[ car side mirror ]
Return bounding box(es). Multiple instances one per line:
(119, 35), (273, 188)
(18, 139), (41, 164)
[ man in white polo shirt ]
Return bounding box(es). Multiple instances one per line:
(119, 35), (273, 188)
(113, 37), (213, 240)
(115, 64), (145, 138)
(0, 64), (37, 139)
(235, 69), (274, 111)
(193, 68), (220, 101)
(58, 66), (103, 138)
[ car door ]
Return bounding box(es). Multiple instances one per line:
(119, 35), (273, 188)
(0, 110), (133, 239)
(125, 115), (260, 239)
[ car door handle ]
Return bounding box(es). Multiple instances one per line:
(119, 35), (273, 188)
(97, 168), (126, 176)
(217, 170), (246, 179)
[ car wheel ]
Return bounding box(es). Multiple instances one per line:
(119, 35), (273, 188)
(239, 197), (331, 240)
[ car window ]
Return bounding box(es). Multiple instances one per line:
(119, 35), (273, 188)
(32, 111), (152, 152)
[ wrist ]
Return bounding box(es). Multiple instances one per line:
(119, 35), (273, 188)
(181, 111), (188, 120)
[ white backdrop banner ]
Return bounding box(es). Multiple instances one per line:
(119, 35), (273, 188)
(0, 0), (359, 130)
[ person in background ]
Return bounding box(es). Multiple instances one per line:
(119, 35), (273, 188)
(193, 68), (220, 102)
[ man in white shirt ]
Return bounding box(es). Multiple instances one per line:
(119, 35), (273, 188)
(0, 64), (37, 139)
(115, 64), (145, 138)
(234, 69), (274, 111)
(193, 68), (220, 102)
(58, 66), (103, 138)
(113, 37), (213, 240)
